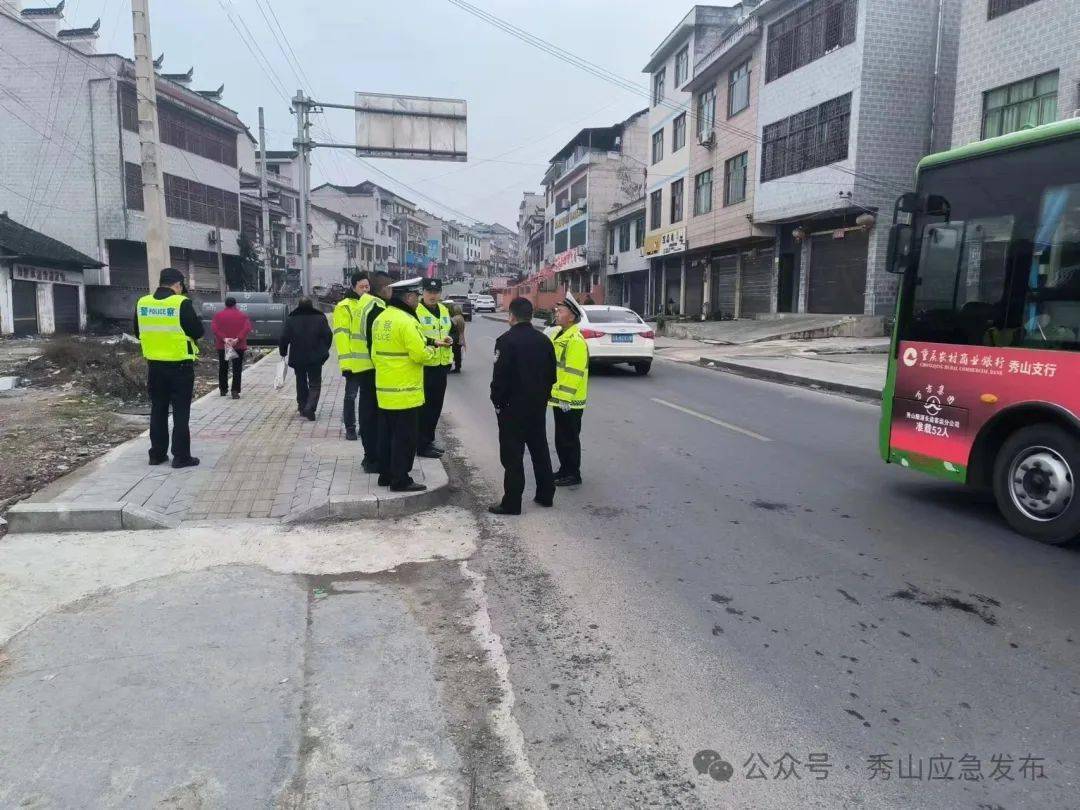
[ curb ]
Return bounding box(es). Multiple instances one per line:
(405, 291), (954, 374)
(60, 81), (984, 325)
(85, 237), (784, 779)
(481, 313), (508, 323)
(284, 459), (452, 524)
(698, 357), (883, 400)
(5, 501), (179, 533)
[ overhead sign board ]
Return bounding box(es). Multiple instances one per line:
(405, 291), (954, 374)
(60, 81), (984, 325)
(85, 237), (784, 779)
(354, 92), (467, 162)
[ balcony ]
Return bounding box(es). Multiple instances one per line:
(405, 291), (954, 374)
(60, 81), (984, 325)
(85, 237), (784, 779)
(546, 147), (602, 187)
(692, 15), (761, 80)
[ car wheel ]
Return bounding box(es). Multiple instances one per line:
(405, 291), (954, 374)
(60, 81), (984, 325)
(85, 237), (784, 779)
(633, 361), (651, 376)
(992, 423), (1080, 545)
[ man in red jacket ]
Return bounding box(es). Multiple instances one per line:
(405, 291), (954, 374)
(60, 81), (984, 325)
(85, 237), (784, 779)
(211, 297), (253, 399)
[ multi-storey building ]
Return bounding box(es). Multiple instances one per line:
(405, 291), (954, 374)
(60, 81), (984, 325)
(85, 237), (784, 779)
(0, 3), (249, 319)
(951, 0), (1078, 149)
(749, 0), (960, 317)
(237, 144), (305, 292)
(308, 204), (362, 289)
(517, 192), (544, 275)
(642, 5), (743, 314)
(540, 109), (649, 301)
(681, 2), (776, 319)
(310, 181), (413, 276)
(604, 198), (649, 313)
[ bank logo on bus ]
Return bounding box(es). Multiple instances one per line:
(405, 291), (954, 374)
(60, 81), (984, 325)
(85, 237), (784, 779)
(903, 347), (919, 367)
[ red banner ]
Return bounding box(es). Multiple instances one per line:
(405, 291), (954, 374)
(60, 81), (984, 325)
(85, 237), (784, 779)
(890, 341), (1080, 466)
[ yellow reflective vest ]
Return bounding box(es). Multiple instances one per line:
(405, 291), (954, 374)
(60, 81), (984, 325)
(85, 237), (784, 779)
(136, 293), (199, 361)
(549, 322), (589, 409)
(371, 303), (434, 409)
(415, 301), (452, 367)
(333, 293), (383, 373)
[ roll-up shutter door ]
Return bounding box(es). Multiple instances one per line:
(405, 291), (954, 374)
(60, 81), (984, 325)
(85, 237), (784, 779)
(808, 230), (868, 314)
(710, 254), (737, 319)
(739, 248), (774, 316)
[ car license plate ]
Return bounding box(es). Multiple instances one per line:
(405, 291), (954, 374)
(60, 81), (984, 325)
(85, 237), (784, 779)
(612, 334), (633, 343)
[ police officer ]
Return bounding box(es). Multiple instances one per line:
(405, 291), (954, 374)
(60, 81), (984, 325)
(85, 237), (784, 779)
(415, 277), (453, 458)
(334, 271), (388, 473)
(489, 296), (557, 515)
(370, 279), (441, 492)
(133, 267), (204, 468)
(549, 293), (589, 486)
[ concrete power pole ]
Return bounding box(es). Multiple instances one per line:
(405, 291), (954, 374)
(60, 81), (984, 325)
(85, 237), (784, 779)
(130, 0), (170, 290)
(292, 90), (311, 294)
(257, 107), (272, 292)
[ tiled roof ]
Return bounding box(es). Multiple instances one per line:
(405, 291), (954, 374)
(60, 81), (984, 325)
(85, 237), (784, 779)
(0, 212), (103, 268)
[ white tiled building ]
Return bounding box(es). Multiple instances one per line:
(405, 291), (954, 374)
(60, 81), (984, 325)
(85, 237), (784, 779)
(0, 2), (249, 319)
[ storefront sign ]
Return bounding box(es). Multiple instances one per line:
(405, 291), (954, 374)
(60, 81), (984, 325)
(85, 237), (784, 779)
(553, 201), (587, 232)
(541, 246), (587, 276)
(643, 227), (686, 257)
(12, 264), (82, 285)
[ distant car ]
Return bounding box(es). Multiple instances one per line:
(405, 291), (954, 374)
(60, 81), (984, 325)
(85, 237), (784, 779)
(473, 295), (496, 313)
(546, 305), (654, 375)
(467, 292), (479, 302)
(446, 294), (473, 321)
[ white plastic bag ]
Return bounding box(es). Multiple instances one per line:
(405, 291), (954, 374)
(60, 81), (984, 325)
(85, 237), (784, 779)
(274, 358), (288, 390)
(224, 345), (238, 362)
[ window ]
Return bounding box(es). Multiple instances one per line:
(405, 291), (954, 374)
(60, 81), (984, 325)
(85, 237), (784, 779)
(619, 221), (631, 252)
(120, 84), (238, 167)
(671, 179), (684, 223)
(124, 162), (144, 210)
(728, 60), (751, 117)
(570, 177), (587, 204)
(694, 170), (713, 216)
(724, 153), (748, 205)
(569, 220), (587, 249)
(673, 114), (686, 152)
(286, 231), (296, 254)
(988, 0), (1041, 19)
(761, 93), (851, 182)
(766, 0), (857, 83)
(587, 309), (645, 324)
(982, 71), (1058, 139)
(634, 216), (646, 248)
(674, 46), (689, 87)
(555, 229), (568, 253)
(652, 129), (664, 164)
(125, 162), (239, 229)
(653, 67), (666, 106)
(650, 190), (663, 229)
(608, 228), (616, 254)
(697, 87), (716, 139)
(556, 189), (570, 212)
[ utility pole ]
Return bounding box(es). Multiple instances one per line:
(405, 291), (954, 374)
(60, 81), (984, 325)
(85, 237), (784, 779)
(131, 0), (169, 290)
(292, 90), (312, 294)
(257, 107), (272, 292)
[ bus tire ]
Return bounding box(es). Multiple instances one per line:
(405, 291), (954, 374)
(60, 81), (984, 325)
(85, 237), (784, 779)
(992, 424), (1080, 546)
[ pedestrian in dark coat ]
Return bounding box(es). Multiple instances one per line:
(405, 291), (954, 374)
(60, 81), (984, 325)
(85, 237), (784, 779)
(488, 296), (557, 515)
(280, 297), (332, 420)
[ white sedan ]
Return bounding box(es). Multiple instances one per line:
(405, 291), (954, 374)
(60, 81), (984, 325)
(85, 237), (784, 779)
(473, 295), (497, 313)
(547, 305), (655, 375)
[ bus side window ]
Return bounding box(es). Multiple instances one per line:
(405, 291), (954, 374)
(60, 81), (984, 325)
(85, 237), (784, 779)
(1021, 185), (1080, 349)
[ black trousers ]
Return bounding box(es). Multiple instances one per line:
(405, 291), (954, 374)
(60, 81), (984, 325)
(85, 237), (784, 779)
(378, 407), (420, 488)
(343, 370), (379, 459)
(419, 365), (449, 449)
(452, 343), (463, 371)
(552, 406), (583, 478)
(217, 348), (244, 393)
(148, 361), (195, 462)
(499, 408), (555, 511)
(294, 363), (323, 415)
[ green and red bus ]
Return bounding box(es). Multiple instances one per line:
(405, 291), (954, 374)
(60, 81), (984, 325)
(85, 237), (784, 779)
(880, 118), (1080, 544)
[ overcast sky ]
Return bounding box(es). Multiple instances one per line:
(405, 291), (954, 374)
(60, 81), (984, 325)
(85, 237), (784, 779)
(88, 0), (725, 230)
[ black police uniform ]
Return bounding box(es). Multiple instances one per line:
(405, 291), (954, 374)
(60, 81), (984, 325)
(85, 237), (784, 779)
(490, 320), (557, 512)
(132, 279), (205, 465)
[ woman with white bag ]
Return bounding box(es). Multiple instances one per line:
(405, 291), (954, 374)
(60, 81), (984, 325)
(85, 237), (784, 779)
(279, 297), (333, 420)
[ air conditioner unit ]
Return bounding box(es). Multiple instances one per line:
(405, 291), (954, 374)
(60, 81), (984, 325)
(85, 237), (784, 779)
(698, 130), (716, 148)
(608, 255), (618, 268)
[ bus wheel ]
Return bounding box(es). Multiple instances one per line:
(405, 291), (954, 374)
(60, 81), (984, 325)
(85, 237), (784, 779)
(993, 424), (1080, 546)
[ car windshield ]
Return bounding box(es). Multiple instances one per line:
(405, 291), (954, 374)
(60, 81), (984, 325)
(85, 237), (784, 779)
(585, 309), (643, 324)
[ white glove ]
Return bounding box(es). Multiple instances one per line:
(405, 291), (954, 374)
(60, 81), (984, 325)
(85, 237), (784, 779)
(559, 402), (571, 413)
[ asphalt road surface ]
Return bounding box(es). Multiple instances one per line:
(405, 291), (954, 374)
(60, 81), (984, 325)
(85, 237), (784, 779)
(440, 308), (1080, 809)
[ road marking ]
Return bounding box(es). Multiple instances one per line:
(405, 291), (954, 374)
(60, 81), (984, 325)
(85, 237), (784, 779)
(650, 398), (771, 442)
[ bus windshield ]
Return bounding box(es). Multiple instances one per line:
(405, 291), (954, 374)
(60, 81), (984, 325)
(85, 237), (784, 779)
(901, 138), (1080, 353)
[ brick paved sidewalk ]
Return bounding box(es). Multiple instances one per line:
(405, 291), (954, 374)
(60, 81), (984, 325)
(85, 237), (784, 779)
(19, 349), (447, 528)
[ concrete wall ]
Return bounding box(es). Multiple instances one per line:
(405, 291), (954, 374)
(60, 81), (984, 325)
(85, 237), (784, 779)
(951, 0), (1079, 147)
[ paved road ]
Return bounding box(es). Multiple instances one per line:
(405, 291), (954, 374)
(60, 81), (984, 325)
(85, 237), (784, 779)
(441, 311), (1080, 809)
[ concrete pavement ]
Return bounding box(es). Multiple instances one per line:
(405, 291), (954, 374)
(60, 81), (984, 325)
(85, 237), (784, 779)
(8, 349), (448, 532)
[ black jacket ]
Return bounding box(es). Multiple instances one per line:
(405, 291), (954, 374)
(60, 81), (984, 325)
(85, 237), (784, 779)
(132, 287), (205, 365)
(491, 322), (557, 414)
(280, 302), (332, 368)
